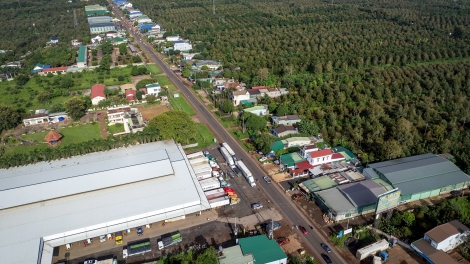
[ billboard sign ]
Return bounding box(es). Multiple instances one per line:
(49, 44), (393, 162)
(375, 188), (401, 214)
(344, 228), (353, 235)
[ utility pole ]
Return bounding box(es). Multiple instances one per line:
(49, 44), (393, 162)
(233, 217), (238, 236)
(269, 219), (274, 239)
(33, 23), (40, 48)
(213, 0), (215, 15)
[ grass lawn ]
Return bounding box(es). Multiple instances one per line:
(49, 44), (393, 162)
(107, 123), (125, 134)
(170, 96), (196, 116)
(193, 124), (216, 149)
(4, 123), (101, 155)
(0, 66), (144, 110)
(155, 76), (177, 91)
(147, 64), (162, 75)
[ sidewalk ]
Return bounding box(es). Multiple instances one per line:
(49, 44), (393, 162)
(52, 210), (218, 262)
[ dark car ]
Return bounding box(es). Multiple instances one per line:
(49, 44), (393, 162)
(136, 226), (143, 236)
(321, 243), (332, 253)
(299, 226), (308, 235)
(451, 190), (462, 196)
(321, 253), (332, 264)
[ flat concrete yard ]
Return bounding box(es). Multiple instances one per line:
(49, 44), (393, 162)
(135, 104), (169, 121)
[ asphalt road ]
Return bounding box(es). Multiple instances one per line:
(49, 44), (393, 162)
(111, 5), (346, 264)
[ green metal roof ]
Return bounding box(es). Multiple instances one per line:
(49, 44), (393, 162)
(280, 152), (305, 167)
(271, 141), (284, 151)
(333, 146), (356, 161)
(373, 178), (394, 191)
(218, 245), (254, 264)
(146, 83), (160, 88)
(369, 153), (470, 196)
(77, 46), (86, 63)
(238, 235), (286, 264)
(300, 177), (338, 193)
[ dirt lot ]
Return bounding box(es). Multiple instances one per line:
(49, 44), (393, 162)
(130, 74), (151, 84)
(135, 104), (169, 121)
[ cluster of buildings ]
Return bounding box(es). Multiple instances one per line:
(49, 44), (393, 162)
(232, 85), (289, 106)
(29, 45), (88, 74)
(289, 148), (470, 222)
(91, 82), (162, 105)
(115, 0), (162, 38)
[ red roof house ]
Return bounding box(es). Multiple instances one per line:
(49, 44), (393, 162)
(91, 84), (106, 105)
(125, 89), (136, 101)
(41, 67), (68, 75)
(307, 149), (334, 166)
(251, 86), (268, 90)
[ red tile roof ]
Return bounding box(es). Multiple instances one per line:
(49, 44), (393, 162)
(91, 84), (106, 99)
(125, 89), (136, 101)
(296, 160), (313, 171)
(331, 153), (345, 160)
(251, 86), (268, 89)
(309, 149), (333, 158)
(42, 67), (68, 72)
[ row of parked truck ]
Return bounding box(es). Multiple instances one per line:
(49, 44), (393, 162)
(220, 142), (257, 188)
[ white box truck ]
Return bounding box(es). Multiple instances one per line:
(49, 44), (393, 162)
(209, 196), (230, 208)
(236, 160), (256, 187)
(222, 142), (237, 162)
(220, 147), (236, 168)
(356, 239), (389, 260)
(199, 177), (221, 191)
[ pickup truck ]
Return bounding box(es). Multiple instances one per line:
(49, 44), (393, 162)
(115, 231), (123, 245)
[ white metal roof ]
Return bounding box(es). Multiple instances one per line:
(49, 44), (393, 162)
(0, 140), (210, 264)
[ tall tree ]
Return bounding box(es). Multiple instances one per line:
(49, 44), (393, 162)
(0, 105), (21, 132)
(65, 97), (87, 120)
(145, 111), (197, 144)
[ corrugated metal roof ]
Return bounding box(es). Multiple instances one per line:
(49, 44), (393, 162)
(315, 188), (355, 213)
(219, 245), (254, 264)
(239, 235), (286, 264)
(0, 140), (210, 264)
(368, 154), (470, 195)
(337, 180), (387, 207)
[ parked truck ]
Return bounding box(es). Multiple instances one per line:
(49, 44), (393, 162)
(220, 147), (236, 168)
(356, 239), (389, 260)
(196, 171), (212, 181)
(222, 143), (237, 162)
(236, 160), (256, 187)
(209, 196), (230, 208)
(189, 156), (208, 165)
(193, 164), (212, 174)
(204, 188), (226, 200)
(199, 177), (221, 191)
(186, 151), (204, 159)
(123, 240), (151, 258)
(158, 231), (182, 250)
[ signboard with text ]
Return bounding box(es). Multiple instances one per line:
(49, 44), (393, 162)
(375, 188), (401, 214)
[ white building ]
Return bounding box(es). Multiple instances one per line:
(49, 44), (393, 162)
(232, 90), (250, 106)
(306, 148), (333, 166)
(145, 83), (161, 96)
(173, 41), (192, 51)
(424, 220), (470, 252)
(91, 84), (106, 105)
(107, 106), (132, 123)
(0, 140), (210, 264)
(166, 36), (181, 41)
(23, 114), (49, 126)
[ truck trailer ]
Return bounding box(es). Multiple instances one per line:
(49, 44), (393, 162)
(123, 239), (151, 258)
(186, 151), (204, 159)
(193, 164), (212, 174)
(189, 156), (208, 165)
(356, 239), (389, 260)
(158, 231), (182, 250)
(236, 160), (256, 187)
(220, 147), (236, 168)
(209, 196), (230, 208)
(199, 177), (221, 191)
(205, 188), (226, 200)
(196, 171), (212, 181)
(222, 143), (237, 162)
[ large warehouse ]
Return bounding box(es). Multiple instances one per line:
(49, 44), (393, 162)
(0, 140), (210, 264)
(365, 153), (470, 203)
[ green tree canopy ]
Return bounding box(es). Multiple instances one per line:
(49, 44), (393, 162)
(145, 111), (197, 144)
(0, 105), (21, 132)
(254, 133), (276, 154)
(220, 99), (234, 114)
(65, 97), (87, 120)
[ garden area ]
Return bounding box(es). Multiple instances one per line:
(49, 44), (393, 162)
(3, 123), (101, 156)
(147, 64), (162, 75)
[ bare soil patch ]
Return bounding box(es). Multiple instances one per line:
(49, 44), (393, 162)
(135, 104), (169, 121)
(130, 74), (151, 84)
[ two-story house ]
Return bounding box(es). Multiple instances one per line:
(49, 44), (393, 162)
(306, 149), (333, 166)
(232, 90), (250, 106)
(424, 220), (469, 252)
(145, 83), (161, 96)
(271, 115), (302, 126)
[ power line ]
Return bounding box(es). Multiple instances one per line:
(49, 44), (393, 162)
(73, 9), (79, 27)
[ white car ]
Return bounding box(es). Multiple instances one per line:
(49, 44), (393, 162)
(263, 176), (272, 183)
(84, 260), (98, 264)
(259, 157), (267, 162)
